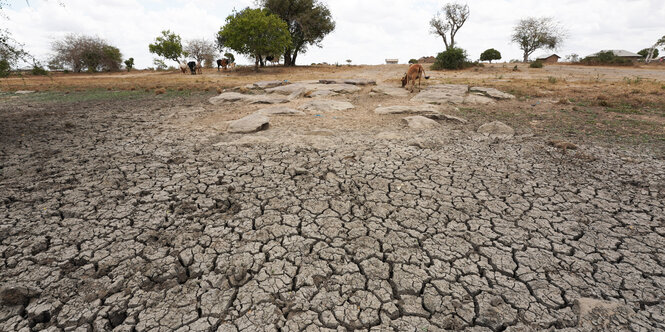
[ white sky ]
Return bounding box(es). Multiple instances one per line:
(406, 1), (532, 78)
(3, 0), (664, 68)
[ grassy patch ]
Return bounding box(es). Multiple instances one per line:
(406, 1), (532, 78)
(11, 88), (214, 104)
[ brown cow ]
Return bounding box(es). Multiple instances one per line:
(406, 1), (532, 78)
(216, 59), (229, 71)
(401, 64), (430, 92)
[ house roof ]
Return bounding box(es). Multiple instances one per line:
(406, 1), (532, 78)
(535, 54), (560, 60)
(587, 50), (641, 58)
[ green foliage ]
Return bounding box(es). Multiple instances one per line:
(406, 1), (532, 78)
(224, 52), (235, 63)
(152, 58), (167, 71)
(50, 34), (123, 72)
(218, 8), (292, 70)
(530, 61), (543, 68)
(31, 64), (48, 75)
(547, 76), (557, 83)
(431, 47), (471, 70)
(480, 48), (501, 63)
(638, 48), (658, 59)
(581, 51), (633, 66)
(0, 58), (10, 77)
(149, 30), (184, 65)
(124, 57), (134, 71)
(408, 59), (418, 64)
(258, 0), (336, 66)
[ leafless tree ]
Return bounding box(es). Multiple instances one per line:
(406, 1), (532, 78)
(645, 35), (665, 63)
(429, 2), (470, 51)
(511, 17), (566, 62)
(50, 34), (122, 72)
(184, 38), (217, 63)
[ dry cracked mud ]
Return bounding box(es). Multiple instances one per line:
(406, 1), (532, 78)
(1, 86), (665, 332)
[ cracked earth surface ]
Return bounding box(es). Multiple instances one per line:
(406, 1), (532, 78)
(1, 86), (665, 332)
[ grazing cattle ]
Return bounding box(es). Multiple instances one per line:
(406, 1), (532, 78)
(179, 62), (188, 74)
(265, 55), (275, 66)
(229, 62), (236, 71)
(401, 64), (430, 92)
(187, 61), (197, 75)
(216, 59), (229, 71)
(196, 61), (203, 75)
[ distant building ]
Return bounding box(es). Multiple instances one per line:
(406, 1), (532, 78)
(535, 54), (560, 63)
(418, 56), (436, 63)
(385, 59), (399, 64)
(586, 50), (641, 61)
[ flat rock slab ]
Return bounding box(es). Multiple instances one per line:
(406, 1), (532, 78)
(412, 90), (464, 105)
(254, 81), (288, 89)
(15, 90), (35, 94)
(464, 94), (495, 105)
(319, 79), (376, 86)
(477, 121), (514, 138)
(256, 106), (305, 116)
(470, 87), (515, 100)
(299, 100), (355, 113)
(307, 90), (338, 98)
(374, 105), (441, 115)
(228, 114), (270, 133)
(370, 86), (410, 97)
(425, 113), (468, 124)
(402, 116), (440, 129)
(267, 83), (360, 95)
(209, 92), (289, 105)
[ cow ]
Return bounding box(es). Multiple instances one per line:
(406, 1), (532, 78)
(196, 61), (203, 75)
(179, 62), (188, 74)
(401, 64), (430, 92)
(216, 59), (229, 71)
(187, 61), (197, 75)
(266, 55), (276, 66)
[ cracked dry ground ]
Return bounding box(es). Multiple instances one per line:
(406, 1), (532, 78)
(1, 94), (665, 332)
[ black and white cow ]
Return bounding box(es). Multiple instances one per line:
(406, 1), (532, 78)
(187, 61), (197, 75)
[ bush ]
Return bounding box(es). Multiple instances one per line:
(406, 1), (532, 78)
(480, 48), (501, 63)
(31, 65), (48, 76)
(431, 47), (471, 70)
(581, 51), (633, 66)
(408, 59), (418, 64)
(530, 61), (543, 68)
(0, 59), (10, 77)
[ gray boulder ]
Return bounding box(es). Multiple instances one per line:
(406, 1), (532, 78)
(477, 121), (514, 138)
(402, 116), (440, 129)
(228, 114), (270, 133)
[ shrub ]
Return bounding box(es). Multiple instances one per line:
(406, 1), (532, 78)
(581, 51), (633, 66)
(480, 48), (501, 63)
(0, 59), (10, 77)
(31, 65), (48, 76)
(530, 61), (543, 68)
(431, 47), (471, 70)
(408, 59), (418, 64)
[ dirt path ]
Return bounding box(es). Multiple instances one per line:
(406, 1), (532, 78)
(1, 78), (664, 331)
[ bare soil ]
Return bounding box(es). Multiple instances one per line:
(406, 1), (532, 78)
(1, 64), (664, 331)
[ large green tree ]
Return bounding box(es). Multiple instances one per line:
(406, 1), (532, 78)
(511, 17), (566, 62)
(217, 8), (292, 71)
(258, 0), (335, 66)
(149, 30), (184, 65)
(480, 48), (501, 63)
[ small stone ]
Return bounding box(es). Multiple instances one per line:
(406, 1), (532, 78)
(228, 114), (270, 133)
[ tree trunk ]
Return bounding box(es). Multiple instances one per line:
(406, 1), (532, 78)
(283, 51), (292, 66)
(291, 51), (298, 66)
(254, 58), (259, 72)
(258, 55), (265, 67)
(523, 52), (529, 63)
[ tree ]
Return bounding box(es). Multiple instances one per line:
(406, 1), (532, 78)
(124, 57), (134, 71)
(50, 34), (123, 72)
(149, 30), (184, 65)
(564, 54), (579, 63)
(638, 48), (658, 59)
(217, 8), (292, 71)
(152, 58), (167, 70)
(644, 35), (665, 63)
(184, 38), (217, 63)
(480, 48), (501, 63)
(224, 52), (235, 64)
(258, 0), (335, 66)
(429, 2), (470, 51)
(511, 17), (566, 62)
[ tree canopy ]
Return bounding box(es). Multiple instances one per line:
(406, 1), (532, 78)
(50, 34), (123, 72)
(217, 8), (292, 71)
(480, 48), (501, 63)
(638, 48), (658, 59)
(184, 38), (217, 63)
(258, 0), (335, 66)
(149, 30), (184, 65)
(429, 2), (470, 51)
(511, 17), (565, 62)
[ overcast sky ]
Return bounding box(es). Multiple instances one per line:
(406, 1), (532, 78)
(3, 0), (664, 68)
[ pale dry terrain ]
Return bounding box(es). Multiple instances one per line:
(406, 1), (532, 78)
(1, 64), (664, 331)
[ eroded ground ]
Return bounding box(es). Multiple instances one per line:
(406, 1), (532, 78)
(1, 72), (665, 332)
